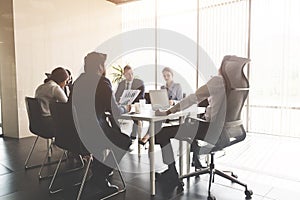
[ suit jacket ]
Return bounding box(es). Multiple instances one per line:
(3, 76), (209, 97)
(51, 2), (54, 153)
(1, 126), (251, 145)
(115, 78), (145, 103)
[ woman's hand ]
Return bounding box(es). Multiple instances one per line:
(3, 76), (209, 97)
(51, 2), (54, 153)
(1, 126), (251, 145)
(155, 109), (171, 116)
(155, 110), (167, 116)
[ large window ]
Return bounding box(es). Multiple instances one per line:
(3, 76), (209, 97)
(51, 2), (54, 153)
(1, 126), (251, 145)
(249, 0), (300, 137)
(119, 0), (300, 138)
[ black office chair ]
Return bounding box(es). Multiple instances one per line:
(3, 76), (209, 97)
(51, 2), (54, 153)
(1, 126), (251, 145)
(144, 92), (151, 104)
(24, 97), (63, 179)
(49, 102), (126, 200)
(181, 56), (253, 200)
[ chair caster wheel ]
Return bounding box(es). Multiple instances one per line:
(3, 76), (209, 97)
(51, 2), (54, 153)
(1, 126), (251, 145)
(245, 189), (253, 199)
(177, 181), (184, 192)
(207, 195), (216, 200)
(231, 172), (238, 179)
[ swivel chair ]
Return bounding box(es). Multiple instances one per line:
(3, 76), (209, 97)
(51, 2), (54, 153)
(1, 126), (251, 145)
(49, 102), (126, 200)
(181, 56), (253, 200)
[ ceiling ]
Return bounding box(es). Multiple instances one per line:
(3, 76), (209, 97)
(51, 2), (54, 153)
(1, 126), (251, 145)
(106, 0), (140, 5)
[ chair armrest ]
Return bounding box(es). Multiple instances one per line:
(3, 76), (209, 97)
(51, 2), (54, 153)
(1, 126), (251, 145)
(188, 116), (207, 123)
(231, 87), (249, 91)
(224, 120), (243, 127)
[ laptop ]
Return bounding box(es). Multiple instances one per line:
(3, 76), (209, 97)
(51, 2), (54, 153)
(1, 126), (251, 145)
(149, 89), (170, 111)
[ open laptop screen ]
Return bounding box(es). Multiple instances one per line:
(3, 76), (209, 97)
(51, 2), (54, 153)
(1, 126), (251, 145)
(149, 89), (170, 111)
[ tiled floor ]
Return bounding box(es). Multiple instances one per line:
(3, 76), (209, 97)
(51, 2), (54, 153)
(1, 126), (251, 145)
(0, 131), (299, 200)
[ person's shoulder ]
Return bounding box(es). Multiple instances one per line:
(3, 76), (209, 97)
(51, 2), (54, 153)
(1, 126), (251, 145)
(173, 82), (181, 87)
(100, 76), (112, 85)
(35, 83), (44, 92)
(119, 79), (126, 84)
(212, 75), (224, 81)
(207, 75), (224, 86)
(46, 80), (59, 89)
(134, 78), (144, 84)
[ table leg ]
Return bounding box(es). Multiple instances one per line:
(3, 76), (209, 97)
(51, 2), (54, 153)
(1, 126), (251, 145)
(179, 141), (183, 176)
(149, 121), (155, 196)
(47, 139), (52, 158)
(138, 121), (142, 158)
(186, 142), (190, 174)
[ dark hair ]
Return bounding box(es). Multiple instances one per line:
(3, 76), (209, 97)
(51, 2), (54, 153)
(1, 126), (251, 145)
(49, 67), (69, 84)
(123, 65), (132, 73)
(84, 52), (107, 73)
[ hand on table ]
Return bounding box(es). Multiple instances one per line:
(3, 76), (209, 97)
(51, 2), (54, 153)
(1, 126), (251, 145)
(155, 109), (168, 116)
(125, 104), (131, 112)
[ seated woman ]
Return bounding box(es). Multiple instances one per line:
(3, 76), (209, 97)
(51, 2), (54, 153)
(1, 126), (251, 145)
(35, 67), (69, 132)
(45, 68), (73, 97)
(161, 67), (183, 105)
(139, 67), (183, 145)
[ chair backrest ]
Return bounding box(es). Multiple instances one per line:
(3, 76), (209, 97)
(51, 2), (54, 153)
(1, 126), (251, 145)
(217, 55), (250, 148)
(144, 92), (151, 104)
(25, 97), (53, 138)
(50, 102), (89, 155)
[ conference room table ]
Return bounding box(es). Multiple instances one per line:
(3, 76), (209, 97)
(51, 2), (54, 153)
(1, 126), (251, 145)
(120, 104), (201, 196)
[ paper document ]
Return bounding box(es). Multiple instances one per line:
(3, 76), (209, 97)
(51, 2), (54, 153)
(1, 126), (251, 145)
(119, 90), (140, 105)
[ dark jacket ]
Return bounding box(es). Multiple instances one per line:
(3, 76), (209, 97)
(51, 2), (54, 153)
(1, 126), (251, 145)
(115, 78), (145, 103)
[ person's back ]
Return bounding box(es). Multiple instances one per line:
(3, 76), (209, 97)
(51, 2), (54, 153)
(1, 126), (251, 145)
(71, 52), (131, 197)
(35, 67), (69, 116)
(35, 80), (68, 116)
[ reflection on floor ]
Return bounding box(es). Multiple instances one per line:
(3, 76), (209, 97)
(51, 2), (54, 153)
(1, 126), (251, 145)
(0, 129), (300, 200)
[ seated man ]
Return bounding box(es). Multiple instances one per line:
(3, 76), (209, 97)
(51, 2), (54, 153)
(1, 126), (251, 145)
(72, 52), (132, 196)
(115, 65), (145, 140)
(154, 66), (226, 188)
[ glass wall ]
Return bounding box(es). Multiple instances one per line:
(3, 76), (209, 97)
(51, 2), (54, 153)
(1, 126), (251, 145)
(108, 0), (156, 90)
(157, 0), (198, 95)
(249, 0), (300, 137)
(118, 0), (300, 138)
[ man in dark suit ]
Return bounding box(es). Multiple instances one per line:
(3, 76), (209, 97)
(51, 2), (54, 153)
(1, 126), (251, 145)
(115, 65), (145, 140)
(72, 52), (132, 197)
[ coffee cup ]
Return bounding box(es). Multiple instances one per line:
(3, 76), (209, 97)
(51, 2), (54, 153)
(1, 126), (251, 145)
(135, 103), (141, 114)
(139, 99), (146, 108)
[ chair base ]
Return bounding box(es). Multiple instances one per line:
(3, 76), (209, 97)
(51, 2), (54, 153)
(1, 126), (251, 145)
(49, 150), (126, 200)
(24, 136), (67, 179)
(180, 153), (253, 200)
(39, 151), (84, 180)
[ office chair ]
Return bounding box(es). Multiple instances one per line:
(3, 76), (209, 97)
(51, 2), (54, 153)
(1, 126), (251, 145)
(24, 97), (64, 179)
(180, 56), (253, 200)
(144, 92), (151, 104)
(49, 102), (126, 200)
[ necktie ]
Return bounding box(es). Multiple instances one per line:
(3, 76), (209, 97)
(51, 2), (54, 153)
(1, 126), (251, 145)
(126, 82), (129, 90)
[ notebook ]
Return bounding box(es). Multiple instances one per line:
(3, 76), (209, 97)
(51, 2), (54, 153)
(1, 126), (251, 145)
(149, 89), (170, 111)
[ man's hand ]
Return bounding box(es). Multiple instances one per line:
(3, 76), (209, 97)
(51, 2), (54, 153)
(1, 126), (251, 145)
(155, 109), (169, 116)
(126, 104), (131, 112)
